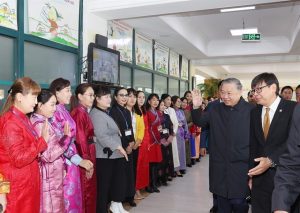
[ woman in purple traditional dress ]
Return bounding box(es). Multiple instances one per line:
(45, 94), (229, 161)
(50, 78), (93, 213)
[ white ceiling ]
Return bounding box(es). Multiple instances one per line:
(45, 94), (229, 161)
(88, 0), (300, 86)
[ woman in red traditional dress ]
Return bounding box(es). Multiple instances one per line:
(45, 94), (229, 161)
(71, 83), (96, 213)
(0, 77), (48, 213)
(146, 93), (162, 193)
(135, 91), (150, 197)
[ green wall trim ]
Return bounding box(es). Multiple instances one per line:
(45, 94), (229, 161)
(0, 27), (18, 37)
(23, 35), (78, 54)
(0, 81), (14, 86)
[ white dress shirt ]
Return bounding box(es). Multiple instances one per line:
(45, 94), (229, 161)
(261, 96), (281, 128)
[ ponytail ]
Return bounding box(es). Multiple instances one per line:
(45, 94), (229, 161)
(1, 93), (14, 115)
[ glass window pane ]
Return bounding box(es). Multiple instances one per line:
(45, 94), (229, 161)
(154, 75), (167, 97)
(0, 84), (13, 109)
(24, 42), (77, 85)
(134, 69), (152, 95)
(180, 81), (189, 97)
(168, 79), (179, 96)
(120, 65), (131, 88)
(0, 36), (15, 81)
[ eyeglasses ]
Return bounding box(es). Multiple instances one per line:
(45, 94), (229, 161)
(250, 85), (270, 95)
(118, 94), (128, 98)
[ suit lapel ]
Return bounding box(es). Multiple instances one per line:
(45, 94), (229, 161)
(266, 99), (285, 142)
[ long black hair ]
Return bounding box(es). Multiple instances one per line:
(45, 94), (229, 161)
(146, 93), (159, 110)
(134, 90), (146, 116)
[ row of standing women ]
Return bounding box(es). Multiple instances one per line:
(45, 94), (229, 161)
(0, 77), (200, 213)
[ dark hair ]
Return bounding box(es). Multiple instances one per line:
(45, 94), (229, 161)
(280, 86), (294, 94)
(184, 91), (191, 98)
(296, 85), (300, 90)
(180, 97), (187, 103)
(1, 77), (41, 115)
(218, 80), (223, 89)
(161, 93), (171, 101)
(93, 86), (111, 107)
(94, 85), (111, 98)
(134, 90), (146, 116)
(146, 93), (159, 110)
(34, 89), (55, 112)
(49, 78), (70, 94)
(71, 83), (93, 111)
(251, 73), (279, 95)
(114, 87), (126, 97)
(171, 95), (180, 108)
(156, 99), (165, 111)
(127, 88), (137, 97)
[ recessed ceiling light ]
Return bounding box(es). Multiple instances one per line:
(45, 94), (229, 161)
(230, 28), (258, 36)
(220, 6), (255, 13)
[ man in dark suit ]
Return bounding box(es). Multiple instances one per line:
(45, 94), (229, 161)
(272, 104), (300, 213)
(192, 78), (254, 213)
(248, 73), (297, 213)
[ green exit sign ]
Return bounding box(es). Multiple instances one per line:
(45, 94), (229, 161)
(242, 33), (261, 41)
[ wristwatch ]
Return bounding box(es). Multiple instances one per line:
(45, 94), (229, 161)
(267, 157), (277, 168)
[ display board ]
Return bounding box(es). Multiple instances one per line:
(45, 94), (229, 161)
(0, 0), (17, 30)
(135, 32), (153, 69)
(169, 50), (179, 77)
(154, 41), (169, 74)
(181, 56), (189, 80)
(28, 0), (79, 48)
(107, 20), (133, 63)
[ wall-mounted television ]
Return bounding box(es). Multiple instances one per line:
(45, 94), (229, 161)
(88, 43), (120, 85)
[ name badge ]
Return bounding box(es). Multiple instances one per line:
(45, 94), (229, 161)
(163, 129), (169, 134)
(125, 129), (132, 136)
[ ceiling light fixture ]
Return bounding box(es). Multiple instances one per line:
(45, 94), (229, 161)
(220, 6), (255, 13)
(230, 28), (258, 36)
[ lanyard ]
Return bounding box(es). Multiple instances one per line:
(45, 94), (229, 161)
(116, 106), (129, 129)
(10, 109), (39, 139)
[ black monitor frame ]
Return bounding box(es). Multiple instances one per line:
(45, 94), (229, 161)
(87, 43), (120, 86)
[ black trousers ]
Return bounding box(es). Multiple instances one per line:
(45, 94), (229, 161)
(125, 153), (135, 199)
(160, 144), (171, 181)
(167, 143), (174, 176)
(96, 158), (127, 213)
(217, 195), (249, 213)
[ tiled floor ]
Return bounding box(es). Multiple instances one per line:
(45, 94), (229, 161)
(130, 156), (213, 213)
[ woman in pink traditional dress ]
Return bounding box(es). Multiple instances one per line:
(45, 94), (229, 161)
(31, 89), (71, 213)
(71, 83), (97, 213)
(49, 78), (93, 213)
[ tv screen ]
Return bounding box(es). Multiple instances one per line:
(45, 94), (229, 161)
(88, 43), (120, 85)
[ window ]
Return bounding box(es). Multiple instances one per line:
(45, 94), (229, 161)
(180, 81), (189, 97)
(24, 42), (77, 86)
(154, 75), (167, 96)
(0, 36), (15, 81)
(168, 78), (179, 96)
(120, 65), (132, 88)
(134, 69), (152, 95)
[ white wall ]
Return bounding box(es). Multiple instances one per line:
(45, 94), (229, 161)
(83, 1), (108, 57)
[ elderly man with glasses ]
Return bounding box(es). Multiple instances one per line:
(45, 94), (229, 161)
(248, 72), (297, 213)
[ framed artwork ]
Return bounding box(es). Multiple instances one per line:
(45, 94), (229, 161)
(154, 41), (169, 74)
(169, 50), (179, 77)
(0, 0), (17, 30)
(135, 32), (153, 69)
(107, 20), (133, 63)
(181, 56), (189, 80)
(28, 0), (79, 48)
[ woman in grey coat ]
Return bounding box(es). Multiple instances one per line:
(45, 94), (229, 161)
(89, 86), (128, 213)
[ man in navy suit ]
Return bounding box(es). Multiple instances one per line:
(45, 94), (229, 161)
(248, 73), (297, 213)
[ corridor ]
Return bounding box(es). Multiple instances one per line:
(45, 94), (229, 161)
(131, 156), (213, 213)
